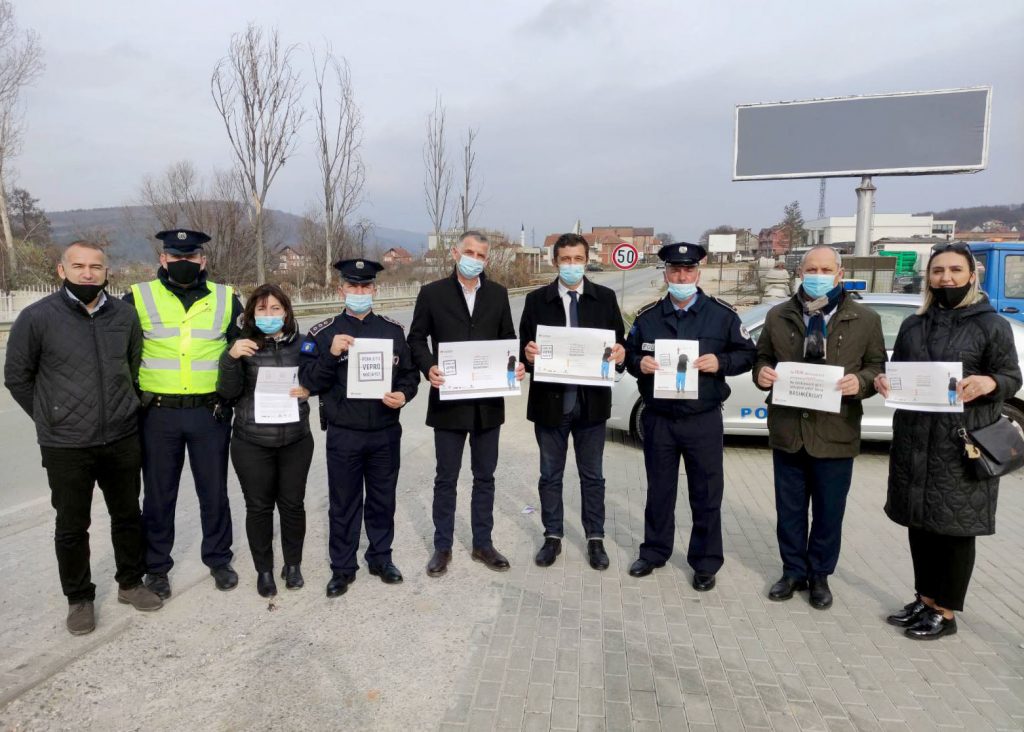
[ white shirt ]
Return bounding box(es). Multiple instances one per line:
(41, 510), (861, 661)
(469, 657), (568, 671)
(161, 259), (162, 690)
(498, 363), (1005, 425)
(558, 279), (584, 326)
(460, 276), (480, 315)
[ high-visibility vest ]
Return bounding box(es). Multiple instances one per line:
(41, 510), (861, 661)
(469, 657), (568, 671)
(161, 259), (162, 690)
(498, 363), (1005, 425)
(131, 279), (233, 395)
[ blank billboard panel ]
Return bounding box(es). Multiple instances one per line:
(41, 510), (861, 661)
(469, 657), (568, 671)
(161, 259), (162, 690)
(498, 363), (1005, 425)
(734, 87), (991, 180)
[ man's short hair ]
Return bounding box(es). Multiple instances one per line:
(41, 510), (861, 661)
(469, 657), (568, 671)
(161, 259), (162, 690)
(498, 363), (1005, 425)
(800, 245), (842, 269)
(460, 230), (489, 247)
(551, 233), (589, 262)
(62, 240), (107, 264)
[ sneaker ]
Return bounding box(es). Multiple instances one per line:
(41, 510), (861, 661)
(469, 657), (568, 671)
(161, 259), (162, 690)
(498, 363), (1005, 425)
(66, 601), (96, 635)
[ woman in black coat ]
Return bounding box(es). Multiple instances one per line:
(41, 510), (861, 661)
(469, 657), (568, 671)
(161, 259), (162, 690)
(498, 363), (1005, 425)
(217, 284), (313, 598)
(875, 243), (1021, 639)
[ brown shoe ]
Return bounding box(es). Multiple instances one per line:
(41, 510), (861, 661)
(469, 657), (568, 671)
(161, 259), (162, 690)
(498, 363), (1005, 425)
(118, 584), (164, 612)
(66, 601), (95, 635)
(427, 549), (452, 577)
(471, 546), (511, 572)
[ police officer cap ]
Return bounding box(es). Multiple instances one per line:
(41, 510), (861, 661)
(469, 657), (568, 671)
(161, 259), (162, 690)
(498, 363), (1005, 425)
(334, 258), (384, 284)
(658, 242), (706, 266)
(155, 229), (211, 255)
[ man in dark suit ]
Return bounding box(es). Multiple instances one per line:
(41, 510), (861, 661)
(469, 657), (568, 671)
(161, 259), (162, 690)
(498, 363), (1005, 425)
(408, 231), (525, 576)
(520, 233), (626, 570)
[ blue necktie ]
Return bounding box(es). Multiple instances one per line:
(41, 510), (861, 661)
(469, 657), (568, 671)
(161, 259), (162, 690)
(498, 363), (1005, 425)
(562, 290), (579, 413)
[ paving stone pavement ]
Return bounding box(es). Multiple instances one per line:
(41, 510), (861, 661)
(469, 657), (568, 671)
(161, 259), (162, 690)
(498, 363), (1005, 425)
(0, 384), (1022, 731)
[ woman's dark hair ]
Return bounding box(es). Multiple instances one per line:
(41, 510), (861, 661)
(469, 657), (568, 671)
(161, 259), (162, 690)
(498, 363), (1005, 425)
(240, 283), (297, 343)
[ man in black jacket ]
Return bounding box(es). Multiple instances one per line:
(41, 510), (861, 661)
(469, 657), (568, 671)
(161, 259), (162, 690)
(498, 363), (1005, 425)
(4, 241), (163, 635)
(520, 234), (625, 570)
(408, 231), (524, 576)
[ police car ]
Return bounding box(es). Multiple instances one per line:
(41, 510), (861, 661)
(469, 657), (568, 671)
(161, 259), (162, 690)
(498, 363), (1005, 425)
(607, 293), (1024, 441)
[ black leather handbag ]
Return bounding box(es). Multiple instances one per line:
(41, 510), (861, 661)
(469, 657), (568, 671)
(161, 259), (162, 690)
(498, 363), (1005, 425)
(958, 417), (1024, 478)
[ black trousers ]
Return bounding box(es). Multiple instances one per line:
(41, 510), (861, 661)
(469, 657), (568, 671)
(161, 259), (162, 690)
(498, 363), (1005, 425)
(325, 424), (402, 575)
(141, 405), (233, 573)
(772, 449), (853, 579)
(908, 527), (976, 611)
(231, 434), (314, 572)
(639, 407), (724, 574)
(40, 435), (146, 603)
(432, 426), (500, 551)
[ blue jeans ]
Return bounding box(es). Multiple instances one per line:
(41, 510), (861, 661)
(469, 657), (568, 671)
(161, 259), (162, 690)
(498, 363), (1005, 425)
(676, 372), (686, 392)
(534, 402), (607, 539)
(601, 361), (610, 380)
(772, 448), (853, 579)
(507, 371), (516, 388)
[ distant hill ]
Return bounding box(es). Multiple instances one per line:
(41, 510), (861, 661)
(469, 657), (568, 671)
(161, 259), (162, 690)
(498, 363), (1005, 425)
(915, 203), (1024, 232)
(46, 206), (427, 263)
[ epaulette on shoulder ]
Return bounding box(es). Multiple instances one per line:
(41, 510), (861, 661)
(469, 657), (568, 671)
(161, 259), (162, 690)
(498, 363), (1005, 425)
(308, 316), (335, 337)
(378, 314), (405, 331)
(708, 295), (738, 313)
(636, 300), (660, 317)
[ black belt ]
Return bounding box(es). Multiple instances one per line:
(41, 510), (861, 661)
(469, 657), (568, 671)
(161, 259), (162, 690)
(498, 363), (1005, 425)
(149, 393), (216, 409)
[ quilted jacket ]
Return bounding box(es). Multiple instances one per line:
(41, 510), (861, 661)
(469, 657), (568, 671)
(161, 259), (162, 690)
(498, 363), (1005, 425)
(3, 289), (143, 448)
(216, 329), (311, 448)
(885, 298), (1022, 536)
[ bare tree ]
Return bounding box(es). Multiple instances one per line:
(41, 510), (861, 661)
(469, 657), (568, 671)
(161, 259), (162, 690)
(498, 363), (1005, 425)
(423, 94), (452, 266)
(312, 48), (365, 286)
(211, 24), (304, 283)
(459, 127), (482, 233)
(0, 1), (43, 287)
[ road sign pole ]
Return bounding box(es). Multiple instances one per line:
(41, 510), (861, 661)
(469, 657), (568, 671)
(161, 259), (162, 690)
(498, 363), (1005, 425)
(620, 268), (626, 309)
(854, 175), (876, 257)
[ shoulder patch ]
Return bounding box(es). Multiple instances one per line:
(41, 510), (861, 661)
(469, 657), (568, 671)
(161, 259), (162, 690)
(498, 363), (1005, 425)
(635, 300), (660, 317)
(308, 316), (335, 337)
(378, 314), (405, 331)
(300, 340), (318, 355)
(709, 295), (738, 313)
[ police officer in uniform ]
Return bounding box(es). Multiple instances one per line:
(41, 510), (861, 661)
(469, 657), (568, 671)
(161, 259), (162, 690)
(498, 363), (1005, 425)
(299, 259), (419, 598)
(624, 242), (756, 590)
(124, 229), (244, 598)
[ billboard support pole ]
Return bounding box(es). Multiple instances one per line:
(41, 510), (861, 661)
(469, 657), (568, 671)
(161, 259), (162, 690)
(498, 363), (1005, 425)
(854, 176), (876, 257)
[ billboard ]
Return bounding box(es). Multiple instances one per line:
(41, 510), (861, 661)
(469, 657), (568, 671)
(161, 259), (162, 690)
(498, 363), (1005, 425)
(733, 87), (991, 180)
(708, 234), (737, 253)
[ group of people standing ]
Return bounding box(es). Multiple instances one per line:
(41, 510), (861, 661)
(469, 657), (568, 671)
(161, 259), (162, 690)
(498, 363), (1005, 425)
(4, 228), (1015, 644)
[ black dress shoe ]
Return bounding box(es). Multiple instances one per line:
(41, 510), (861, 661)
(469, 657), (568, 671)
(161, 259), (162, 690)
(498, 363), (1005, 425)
(769, 575), (808, 601)
(886, 595), (927, 627)
(210, 564), (239, 591)
(144, 572), (171, 600)
(256, 571), (277, 598)
(809, 576), (832, 609)
(471, 546), (511, 572)
(281, 564), (304, 590)
(587, 539), (610, 571)
(692, 572), (716, 592)
(369, 561), (404, 584)
(326, 573), (354, 598)
(905, 608), (957, 640)
(628, 558), (664, 578)
(535, 537), (562, 567)
(427, 549), (452, 577)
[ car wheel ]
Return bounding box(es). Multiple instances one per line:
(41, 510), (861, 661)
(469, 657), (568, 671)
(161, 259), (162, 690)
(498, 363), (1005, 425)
(1002, 401), (1024, 436)
(630, 399), (645, 442)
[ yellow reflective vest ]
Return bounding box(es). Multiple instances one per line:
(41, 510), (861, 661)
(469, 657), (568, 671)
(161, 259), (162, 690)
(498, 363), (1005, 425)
(131, 280), (233, 394)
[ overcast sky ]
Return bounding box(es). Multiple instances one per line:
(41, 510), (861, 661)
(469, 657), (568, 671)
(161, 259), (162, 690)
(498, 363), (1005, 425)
(14, 0), (1024, 242)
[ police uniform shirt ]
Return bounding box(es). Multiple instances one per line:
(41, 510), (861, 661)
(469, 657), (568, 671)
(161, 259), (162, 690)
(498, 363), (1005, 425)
(299, 311), (419, 431)
(625, 288), (757, 416)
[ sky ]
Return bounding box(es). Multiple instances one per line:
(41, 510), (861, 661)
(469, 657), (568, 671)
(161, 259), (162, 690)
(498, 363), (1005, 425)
(13, 0), (1024, 242)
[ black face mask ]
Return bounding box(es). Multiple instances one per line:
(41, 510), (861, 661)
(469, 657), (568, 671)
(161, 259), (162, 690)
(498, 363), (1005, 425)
(929, 283), (972, 309)
(64, 279), (106, 304)
(166, 259), (202, 287)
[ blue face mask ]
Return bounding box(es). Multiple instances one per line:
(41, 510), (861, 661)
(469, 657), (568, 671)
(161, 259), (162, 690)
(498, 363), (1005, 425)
(345, 293), (373, 314)
(802, 274), (837, 299)
(457, 254), (485, 279)
(558, 264), (585, 286)
(667, 282), (698, 301)
(254, 316), (285, 335)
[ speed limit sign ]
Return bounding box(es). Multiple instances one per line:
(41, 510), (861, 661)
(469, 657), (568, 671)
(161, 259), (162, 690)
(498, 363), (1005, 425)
(612, 243), (638, 270)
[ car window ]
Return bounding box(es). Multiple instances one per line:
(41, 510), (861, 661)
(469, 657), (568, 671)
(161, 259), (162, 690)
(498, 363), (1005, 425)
(974, 252), (987, 286)
(1004, 255), (1024, 298)
(867, 304), (917, 350)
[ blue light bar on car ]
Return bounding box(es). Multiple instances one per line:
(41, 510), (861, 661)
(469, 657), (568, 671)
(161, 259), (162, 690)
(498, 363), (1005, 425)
(842, 279), (867, 291)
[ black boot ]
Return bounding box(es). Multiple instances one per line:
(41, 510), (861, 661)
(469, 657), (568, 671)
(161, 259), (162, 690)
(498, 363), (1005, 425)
(535, 537), (561, 567)
(281, 564), (304, 590)
(256, 571), (277, 598)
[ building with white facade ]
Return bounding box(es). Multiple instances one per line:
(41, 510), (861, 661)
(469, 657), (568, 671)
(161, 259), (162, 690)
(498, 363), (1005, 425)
(805, 214), (955, 247)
